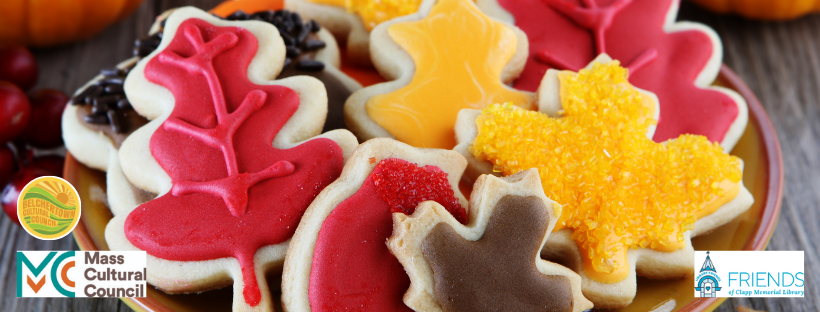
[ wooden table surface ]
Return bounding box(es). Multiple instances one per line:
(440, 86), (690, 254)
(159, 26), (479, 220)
(0, 0), (817, 311)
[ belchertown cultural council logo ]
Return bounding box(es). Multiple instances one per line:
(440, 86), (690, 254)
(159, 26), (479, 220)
(695, 251), (722, 297)
(17, 176), (81, 240)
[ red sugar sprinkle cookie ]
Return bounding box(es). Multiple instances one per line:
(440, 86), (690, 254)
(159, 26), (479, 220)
(281, 138), (469, 312)
(372, 158), (467, 223)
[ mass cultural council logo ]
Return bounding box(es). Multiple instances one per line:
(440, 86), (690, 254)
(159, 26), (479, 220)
(695, 251), (721, 297)
(694, 251), (804, 298)
(17, 176), (81, 240)
(17, 251), (75, 297)
(17, 251), (147, 298)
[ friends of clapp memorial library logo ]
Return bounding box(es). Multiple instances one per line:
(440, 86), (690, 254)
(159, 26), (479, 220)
(694, 251), (804, 298)
(695, 251), (721, 297)
(16, 176), (81, 240)
(17, 251), (147, 298)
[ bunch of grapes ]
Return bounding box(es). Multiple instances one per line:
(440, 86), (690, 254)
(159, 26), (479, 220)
(0, 45), (69, 226)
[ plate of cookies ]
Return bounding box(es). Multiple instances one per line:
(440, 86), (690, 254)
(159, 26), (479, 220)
(65, 0), (783, 311)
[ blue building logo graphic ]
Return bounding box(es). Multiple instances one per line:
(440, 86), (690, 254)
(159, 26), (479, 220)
(695, 251), (722, 297)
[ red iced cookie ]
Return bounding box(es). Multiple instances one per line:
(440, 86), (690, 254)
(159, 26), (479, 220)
(105, 8), (357, 312)
(282, 138), (468, 312)
(485, 0), (747, 150)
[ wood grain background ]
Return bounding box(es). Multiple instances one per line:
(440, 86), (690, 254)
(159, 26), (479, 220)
(0, 0), (816, 311)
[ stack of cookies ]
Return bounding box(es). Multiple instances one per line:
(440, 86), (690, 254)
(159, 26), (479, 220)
(62, 0), (755, 311)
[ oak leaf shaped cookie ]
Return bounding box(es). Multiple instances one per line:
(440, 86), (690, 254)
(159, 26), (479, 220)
(454, 56), (754, 308)
(65, 7), (361, 217)
(282, 138), (468, 312)
(389, 169), (593, 312)
(479, 0), (748, 151)
(105, 7), (357, 312)
(344, 0), (534, 150)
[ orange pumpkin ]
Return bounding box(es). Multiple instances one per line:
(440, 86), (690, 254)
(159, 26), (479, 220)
(211, 0), (284, 17)
(0, 0), (144, 47)
(690, 0), (820, 20)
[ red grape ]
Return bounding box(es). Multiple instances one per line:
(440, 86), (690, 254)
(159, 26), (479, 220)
(0, 145), (14, 185)
(0, 45), (38, 91)
(22, 89), (69, 148)
(1, 166), (51, 226)
(0, 81), (31, 144)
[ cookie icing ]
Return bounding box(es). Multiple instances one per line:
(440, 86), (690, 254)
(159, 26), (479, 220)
(423, 195), (574, 311)
(364, 0), (533, 149)
(309, 158), (465, 311)
(496, 0), (741, 145)
(72, 8), (353, 144)
(387, 169), (594, 312)
(124, 19), (345, 306)
(470, 62), (742, 282)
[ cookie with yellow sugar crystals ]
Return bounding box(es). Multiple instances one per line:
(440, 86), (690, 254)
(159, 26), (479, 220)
(344, 0), (533, 150)
(453, 55), (754, 308)
(388, 168), (593, 312)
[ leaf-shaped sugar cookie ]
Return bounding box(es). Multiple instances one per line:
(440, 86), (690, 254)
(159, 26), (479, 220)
(479, 0), (748, 151)
(345, 0), (534, 149)
(389, 169), (593, 312)
(106, 7), (357, 311)
(453, 56), (754, 308)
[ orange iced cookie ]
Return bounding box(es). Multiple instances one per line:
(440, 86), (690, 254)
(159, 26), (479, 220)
(454, 56), (754, 308)
(345, 0), (533, 149)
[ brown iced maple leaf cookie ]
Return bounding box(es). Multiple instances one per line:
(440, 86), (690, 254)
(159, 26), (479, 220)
(389, 169), (593, 312)
(424, 195), (573, 311)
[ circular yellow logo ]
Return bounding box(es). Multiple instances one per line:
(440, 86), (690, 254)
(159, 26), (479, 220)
(17, 176), (81, 240)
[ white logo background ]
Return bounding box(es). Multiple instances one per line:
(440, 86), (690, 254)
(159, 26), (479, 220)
(18, 251), (146, 298)
(694, 251), (804, 297)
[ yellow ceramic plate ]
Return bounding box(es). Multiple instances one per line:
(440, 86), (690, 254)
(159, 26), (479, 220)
(67, 65), (783, 312)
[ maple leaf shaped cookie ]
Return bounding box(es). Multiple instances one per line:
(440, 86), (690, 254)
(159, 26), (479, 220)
(453, 56), (754, 308)
(282, 138), (469, 312)
(478, 0), (748, 151)
(344, 0), (534, 150)
(105, 7), (358, 312)
(388, 169), (593, 312)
